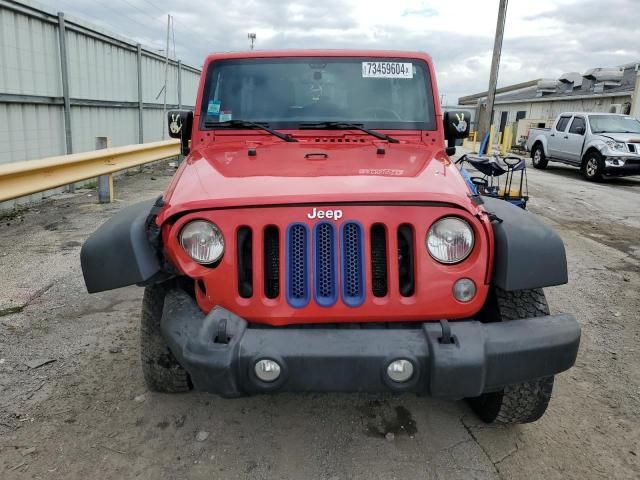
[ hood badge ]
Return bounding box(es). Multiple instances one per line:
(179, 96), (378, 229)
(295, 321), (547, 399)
(307, 208), (343, 220)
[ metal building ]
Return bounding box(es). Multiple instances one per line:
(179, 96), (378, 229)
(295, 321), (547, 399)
(458, 61), (640, 145)
(0, 0), (201, 207)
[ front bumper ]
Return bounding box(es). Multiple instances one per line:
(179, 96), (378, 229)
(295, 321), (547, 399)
(604, 156), (640, 176)
(161, 289), (581, 399)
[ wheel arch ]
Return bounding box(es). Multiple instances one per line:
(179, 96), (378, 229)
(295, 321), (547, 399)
(581, 146), (603, 166)
(482, 197), (568, 291)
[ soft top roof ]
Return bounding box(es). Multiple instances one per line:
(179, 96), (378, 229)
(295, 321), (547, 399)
(204, 49), (433, 64)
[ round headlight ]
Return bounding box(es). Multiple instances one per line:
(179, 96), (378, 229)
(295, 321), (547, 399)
(426, 217), (474, 264)
(179, 220), (224, 264)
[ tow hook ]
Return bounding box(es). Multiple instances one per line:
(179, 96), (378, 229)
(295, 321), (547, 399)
(438, 319), (455, 345)
(214, 317), (231, 344)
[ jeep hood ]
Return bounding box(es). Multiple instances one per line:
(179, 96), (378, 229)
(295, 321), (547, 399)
(159, 140), (476, 221)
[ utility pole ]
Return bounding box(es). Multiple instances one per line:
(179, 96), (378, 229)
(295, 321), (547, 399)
(162, 14), (171, 139)
(477, 0), (508, 152)
(248, 32), (256, 50)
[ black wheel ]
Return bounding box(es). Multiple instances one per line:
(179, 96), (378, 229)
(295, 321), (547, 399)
(140, 283), (191, 393)
(466, 288), (554, 424)
(582, 151), (604, 181)
(531, 143), (548, 169)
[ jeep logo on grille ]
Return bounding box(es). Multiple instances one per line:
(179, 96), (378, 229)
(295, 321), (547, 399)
(307, 208), (343, 220)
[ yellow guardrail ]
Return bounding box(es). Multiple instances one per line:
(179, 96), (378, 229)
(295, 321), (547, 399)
(0, 139), (180, 203)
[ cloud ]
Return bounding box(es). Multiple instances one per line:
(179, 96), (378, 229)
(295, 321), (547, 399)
(37, 0), (640, 102)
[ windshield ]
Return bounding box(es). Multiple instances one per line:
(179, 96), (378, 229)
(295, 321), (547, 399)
(200, 57), (436, 130)
(588, 115), (640, 134)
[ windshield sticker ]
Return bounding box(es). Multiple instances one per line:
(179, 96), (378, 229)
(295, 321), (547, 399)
(207, 100), (221, 116)
(362, 62), (413, 79)
(219, 111), (232, 122)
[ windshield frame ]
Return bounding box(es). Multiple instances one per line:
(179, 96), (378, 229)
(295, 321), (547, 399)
(588, 115), (640, 134)
(198, 56), (437, 132)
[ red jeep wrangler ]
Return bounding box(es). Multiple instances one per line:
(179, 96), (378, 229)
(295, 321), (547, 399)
(81, 50), (580, 424)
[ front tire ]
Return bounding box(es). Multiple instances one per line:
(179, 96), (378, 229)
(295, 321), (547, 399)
(582, 151), (604, 181)
(140, 283), (192, 393)
(466, 288), (554, 424)
(531, 144), (548, 169)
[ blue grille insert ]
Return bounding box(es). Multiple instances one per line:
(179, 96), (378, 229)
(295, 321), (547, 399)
(286, 223), (310, 308)
(341, 222), (365, 307)
(313, 222), (337, 307)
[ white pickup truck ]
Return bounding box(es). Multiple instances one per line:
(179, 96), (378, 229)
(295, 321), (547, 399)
(526, 112), (640, 181)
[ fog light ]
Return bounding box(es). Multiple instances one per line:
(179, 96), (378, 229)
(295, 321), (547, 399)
(254, 359), (281, 382)
(453, 278), (476, 302)
(387, 359), (414, 383)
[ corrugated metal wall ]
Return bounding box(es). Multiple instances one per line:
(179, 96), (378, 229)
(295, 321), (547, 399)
(492, 95), (633, 128)
(0, 0), (202, 209)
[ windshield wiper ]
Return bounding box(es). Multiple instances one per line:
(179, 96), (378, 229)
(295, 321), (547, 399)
(203, 119), (298, 142)
(298, 121), (399, 143)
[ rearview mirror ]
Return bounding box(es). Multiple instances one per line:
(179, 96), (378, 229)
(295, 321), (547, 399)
(168, 110), (193, 155)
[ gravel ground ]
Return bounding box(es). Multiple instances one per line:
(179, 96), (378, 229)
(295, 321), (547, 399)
(0, 156), (639, 479)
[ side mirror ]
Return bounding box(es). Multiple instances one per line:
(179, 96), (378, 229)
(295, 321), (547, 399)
(576, 125), (586, 135)
(168, 110), (193, 155)
(443, 110), (471, 142)
(443, 110), (471, 156)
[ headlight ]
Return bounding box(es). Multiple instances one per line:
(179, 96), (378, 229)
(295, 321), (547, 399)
(426, 217), (474, 264)
(605, 140), (626, 152)
(179, 220), (224, 264)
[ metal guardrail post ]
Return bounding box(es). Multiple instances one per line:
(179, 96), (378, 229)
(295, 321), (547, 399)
(96, 137), (114, 203)
(136, 43), (144, 144)
(57, 12), (74, 192)
(177, 60), (182, 109)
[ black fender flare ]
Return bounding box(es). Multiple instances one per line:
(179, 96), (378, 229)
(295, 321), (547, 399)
(80, 198), (168, 293)
(482, 197), (568, 291)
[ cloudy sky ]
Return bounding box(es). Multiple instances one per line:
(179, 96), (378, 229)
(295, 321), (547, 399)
(43, 0), (640, 103)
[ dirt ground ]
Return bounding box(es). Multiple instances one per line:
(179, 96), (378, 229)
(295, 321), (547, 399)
(0, 156), (639, 479)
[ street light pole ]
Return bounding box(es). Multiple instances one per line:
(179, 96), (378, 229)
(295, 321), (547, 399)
(248, 32), (256, 50)
(477, 0), (508, 153)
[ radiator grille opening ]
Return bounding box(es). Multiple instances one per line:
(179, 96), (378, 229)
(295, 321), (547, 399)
(287, 223), (310, 307)
(370, 224), (388, 297)
(397, 224), (415, 297)
(314, 222), (337, 306)
(264, 226), (280, 299)
(342, 222), (365, 306)
(237, 227), (253, 298)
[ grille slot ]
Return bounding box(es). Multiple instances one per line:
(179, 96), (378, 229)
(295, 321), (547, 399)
(264, 226), (280, 299)
(397, 224), (415, 297)
(341, 222), (365, 307)
(314, 222), (337, 307)
(286, 223), (310, 307)
(236, 227), (253, 298)
(370, 224), (388, 297)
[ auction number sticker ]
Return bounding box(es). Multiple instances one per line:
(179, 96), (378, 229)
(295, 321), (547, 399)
(362, 62), (413, 78)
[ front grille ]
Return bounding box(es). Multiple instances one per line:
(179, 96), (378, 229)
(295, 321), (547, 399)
(314, 222), (337, 306)
(341, 222), (365, 306)
(286, 223), (310, 308)
(237, 219), (417, 307)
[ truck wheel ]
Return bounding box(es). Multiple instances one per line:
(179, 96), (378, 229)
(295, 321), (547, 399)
(531, 144), (548, 169)
(582, 151), (604, 181)
(140, 283), (192, 393)
(466, 288), (554, 424)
